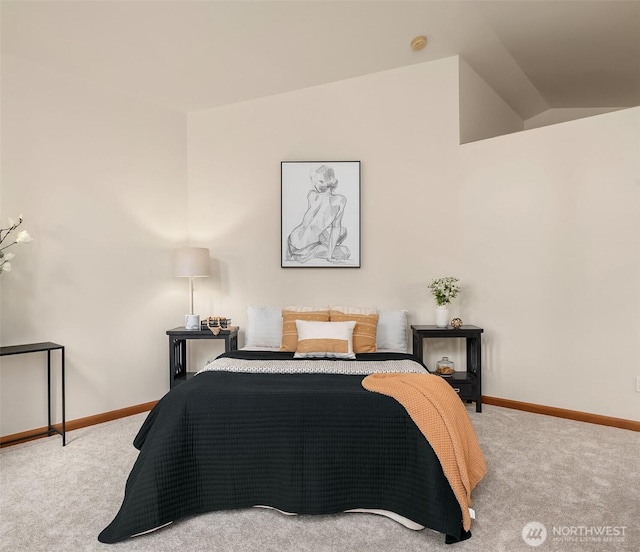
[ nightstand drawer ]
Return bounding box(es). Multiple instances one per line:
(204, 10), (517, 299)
(448, 382), (473, 398)
(436, 372), (476, 401)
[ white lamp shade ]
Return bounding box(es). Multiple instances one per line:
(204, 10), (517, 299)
(173, 247), (211, 277)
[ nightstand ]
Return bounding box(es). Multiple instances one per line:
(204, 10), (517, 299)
(166, 327), (238, 388)
(411, 324), (483, 412)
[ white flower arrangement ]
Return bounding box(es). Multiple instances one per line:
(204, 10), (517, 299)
(428, 276), (460, 306)
(0, 215), (33, 275)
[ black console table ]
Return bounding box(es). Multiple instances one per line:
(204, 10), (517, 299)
(411, 325), (483, 412)
(0, 342), (66, 445)
(167, 327), (238, 388)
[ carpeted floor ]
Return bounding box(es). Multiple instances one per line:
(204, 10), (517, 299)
(1, 404), (638, 552)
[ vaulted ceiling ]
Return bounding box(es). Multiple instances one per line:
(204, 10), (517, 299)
(2, 1), (639, 120)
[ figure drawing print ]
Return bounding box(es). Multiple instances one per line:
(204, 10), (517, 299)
(281, 161), (360, 268)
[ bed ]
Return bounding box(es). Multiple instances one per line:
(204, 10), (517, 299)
(98, 307), (486, 545)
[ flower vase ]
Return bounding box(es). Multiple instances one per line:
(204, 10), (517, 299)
(435, 306), (449, 328)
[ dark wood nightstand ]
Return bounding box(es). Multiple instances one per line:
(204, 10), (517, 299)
(166, 327), (238, 388)
(411, 325), (483, 412)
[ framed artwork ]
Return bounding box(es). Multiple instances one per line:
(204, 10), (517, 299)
(281, 161), (361, 268)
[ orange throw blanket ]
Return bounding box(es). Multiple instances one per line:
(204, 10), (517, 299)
(362, 373), (486, 531)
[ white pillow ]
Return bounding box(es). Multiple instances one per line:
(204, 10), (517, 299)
(294, 320), (356, 359)
(376, 309), (409, 353)
(329, 305), (377, 315)
(244, 305), (283, 349)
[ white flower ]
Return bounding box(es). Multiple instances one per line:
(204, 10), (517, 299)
(428, 276), (461, 306)
(0, 215), (33, 276)
(15, 230), (33, 243)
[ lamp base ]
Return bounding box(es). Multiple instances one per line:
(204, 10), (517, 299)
(184, 314), (200, 330)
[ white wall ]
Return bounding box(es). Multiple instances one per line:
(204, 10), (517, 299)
(188, 59), (639, 421)
(185, 57), (464, 367)
(459, 108), (640, 420)
(459, 58), (524, 144)
(0, 55), (187, 435)
(2, 53), (638, 437)
(524, 107), (626, 130)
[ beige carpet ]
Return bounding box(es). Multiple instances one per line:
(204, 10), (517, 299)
(1, 404), (638, 552)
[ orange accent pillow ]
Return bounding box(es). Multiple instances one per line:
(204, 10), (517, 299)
(280, 307), (330, 351)
(330, 306), (378, 353)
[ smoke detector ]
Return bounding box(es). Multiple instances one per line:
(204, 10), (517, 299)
(411, 35), (427, 51)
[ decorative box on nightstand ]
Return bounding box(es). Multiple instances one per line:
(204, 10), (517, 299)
(411, 324), (484, 412)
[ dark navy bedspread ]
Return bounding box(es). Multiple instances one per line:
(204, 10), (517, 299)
(98, 352), (467, 544)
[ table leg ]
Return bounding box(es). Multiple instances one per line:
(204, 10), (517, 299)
(226, 334), (238, 352)
(466, 337), (482, 413)
(412, 333), (423, 363)
(169, 338), (188, 388)
(61, 347), (66, 446)
(47, 350), (52, 435)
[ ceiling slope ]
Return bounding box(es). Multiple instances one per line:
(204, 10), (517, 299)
(1, 1), (638, 119)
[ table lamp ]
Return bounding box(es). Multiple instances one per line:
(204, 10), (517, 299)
(173, 247), (211, 320)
